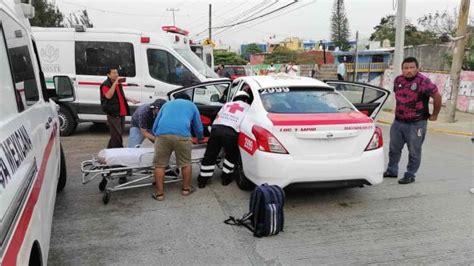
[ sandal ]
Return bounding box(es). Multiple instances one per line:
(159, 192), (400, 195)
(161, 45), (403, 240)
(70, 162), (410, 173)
(151, 192), (165, 201)
(181, 186), (195, 196)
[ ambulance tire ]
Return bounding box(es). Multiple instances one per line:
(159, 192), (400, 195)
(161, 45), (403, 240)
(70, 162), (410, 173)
(57, 144), (67, 192)
(58, 106), (77, 136)
(235, 158), (255, 191)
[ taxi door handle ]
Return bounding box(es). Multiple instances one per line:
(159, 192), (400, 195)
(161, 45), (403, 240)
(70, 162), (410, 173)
(145, 84), (155, 88)
(45, 117), (53, 130)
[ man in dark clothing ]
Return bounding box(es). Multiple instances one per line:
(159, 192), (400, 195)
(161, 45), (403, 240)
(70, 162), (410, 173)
(128, 98), (167, 147)
(197, 91), (251, 188)
(100, 68), (139, 148)
(384, 57), (442, 184)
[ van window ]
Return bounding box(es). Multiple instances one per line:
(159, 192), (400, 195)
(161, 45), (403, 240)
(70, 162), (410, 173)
(75, 41), (136, 77)
(0, 25), (19, 118)
(147, 49), (198, 86)
(1, 13), (40, 109)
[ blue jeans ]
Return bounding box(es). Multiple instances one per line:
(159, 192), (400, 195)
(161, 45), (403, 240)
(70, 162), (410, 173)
(128, 127), (145, 148)
(386, 119), (428, 178)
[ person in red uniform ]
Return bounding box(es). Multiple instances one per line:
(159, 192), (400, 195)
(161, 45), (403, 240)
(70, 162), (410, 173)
(100, 68), (139, 148)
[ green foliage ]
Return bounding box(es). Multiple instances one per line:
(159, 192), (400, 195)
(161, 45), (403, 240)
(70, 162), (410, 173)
(214, 50), (247, 65)
(417, 9), (457, 36)
(369, 15), (439, 46)
(264, 46), (297, 64)
(29, 0), (63, 27)
(242, 43), (263, 60)
(330, 0), (350, 51)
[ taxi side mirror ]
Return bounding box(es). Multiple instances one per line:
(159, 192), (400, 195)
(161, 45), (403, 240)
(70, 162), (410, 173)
(53, 75), (75, 102)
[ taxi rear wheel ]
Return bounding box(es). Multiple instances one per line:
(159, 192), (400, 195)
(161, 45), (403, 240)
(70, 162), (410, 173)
(235, 158), (255, 191)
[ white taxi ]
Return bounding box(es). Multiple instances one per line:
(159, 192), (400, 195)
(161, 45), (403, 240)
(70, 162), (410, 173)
(168, 75), (389, 190)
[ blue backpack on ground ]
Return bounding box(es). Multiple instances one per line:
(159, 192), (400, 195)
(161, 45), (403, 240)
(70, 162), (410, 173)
(225, 184), (285, 237)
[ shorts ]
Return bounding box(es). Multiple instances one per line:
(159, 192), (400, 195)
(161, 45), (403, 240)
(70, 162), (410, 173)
(153, 135), (192, 168)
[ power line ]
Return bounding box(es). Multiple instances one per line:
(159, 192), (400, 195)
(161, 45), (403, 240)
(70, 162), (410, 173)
(212, 0), (298, 30)
(190, 1), (267, 38)
(211, 0), (317, 41)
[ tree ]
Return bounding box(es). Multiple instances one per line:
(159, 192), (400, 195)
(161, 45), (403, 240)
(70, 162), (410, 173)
(242, 43), (262, 60)
(214, 50), (247, 65)
(330, 0), (350, 51)
(64, 10), (94, 28)
(418, 9), (457, 36)
(370, 15), (439, 46)
(264, 46), (297, 64)
(29, 0), (63, 27)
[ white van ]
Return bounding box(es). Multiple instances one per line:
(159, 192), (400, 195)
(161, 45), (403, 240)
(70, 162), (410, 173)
(33, 25), (219, 136)
(0, 1), (71, 264)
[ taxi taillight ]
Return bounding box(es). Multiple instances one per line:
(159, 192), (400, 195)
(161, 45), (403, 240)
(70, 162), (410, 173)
(252, 125), (288, 154)
(365, 126), (383, 151)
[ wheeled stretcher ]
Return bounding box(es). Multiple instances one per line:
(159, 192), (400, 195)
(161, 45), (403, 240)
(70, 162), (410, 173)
(80, 143), (207, 204)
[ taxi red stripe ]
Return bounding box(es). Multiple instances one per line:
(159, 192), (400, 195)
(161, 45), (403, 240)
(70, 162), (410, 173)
(2, 125), (57, 265)
(267, 112), (373, 126)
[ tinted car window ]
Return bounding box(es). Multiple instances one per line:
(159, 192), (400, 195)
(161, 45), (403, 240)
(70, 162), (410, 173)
(1, 12), (39, 109)
(75, 41), (136, 77)
(259, 87), (355, 114)
(147, 49), (199, 86)
(0, 25), (19, 118)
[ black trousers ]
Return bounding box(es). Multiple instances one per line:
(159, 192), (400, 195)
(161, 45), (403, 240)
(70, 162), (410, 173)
(106, 115), (125, 148)
(199, 125), (239, 180)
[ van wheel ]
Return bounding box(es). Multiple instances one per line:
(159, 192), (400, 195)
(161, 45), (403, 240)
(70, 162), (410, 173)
(57, 144), (67, 192)
(58, 106), (77, 136)
(235, 158), (255, 191)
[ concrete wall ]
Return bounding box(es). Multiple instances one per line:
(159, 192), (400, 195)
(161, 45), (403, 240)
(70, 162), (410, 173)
(404, 45), (451, 72)
(371, 69), (474, 113)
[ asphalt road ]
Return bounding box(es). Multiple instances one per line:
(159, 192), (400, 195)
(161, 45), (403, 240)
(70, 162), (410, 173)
(48, 123), (474, 265)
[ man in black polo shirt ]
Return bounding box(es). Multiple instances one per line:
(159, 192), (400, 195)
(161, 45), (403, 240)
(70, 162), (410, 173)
(100, 68), (139, 148)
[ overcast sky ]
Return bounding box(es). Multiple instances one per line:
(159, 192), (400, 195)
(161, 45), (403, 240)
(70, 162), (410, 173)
(55, 0), (467, 50)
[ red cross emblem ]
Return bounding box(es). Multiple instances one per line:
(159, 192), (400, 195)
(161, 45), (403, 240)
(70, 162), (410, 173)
(226, 103), (244, 114)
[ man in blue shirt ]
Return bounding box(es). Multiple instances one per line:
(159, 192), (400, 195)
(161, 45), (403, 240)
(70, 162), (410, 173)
(151, 93), (203, 201)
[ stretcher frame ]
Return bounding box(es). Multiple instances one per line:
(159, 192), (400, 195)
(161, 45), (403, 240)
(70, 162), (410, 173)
(80, 144), (207, 204)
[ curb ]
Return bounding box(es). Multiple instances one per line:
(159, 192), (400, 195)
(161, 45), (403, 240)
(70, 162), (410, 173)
(376, 119), (473, 137)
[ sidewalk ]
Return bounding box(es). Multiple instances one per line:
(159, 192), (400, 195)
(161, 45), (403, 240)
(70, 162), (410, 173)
(376, 108), (473, 137)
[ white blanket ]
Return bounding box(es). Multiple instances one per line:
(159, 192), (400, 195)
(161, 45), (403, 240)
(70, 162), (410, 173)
(97, 144), (206, 168)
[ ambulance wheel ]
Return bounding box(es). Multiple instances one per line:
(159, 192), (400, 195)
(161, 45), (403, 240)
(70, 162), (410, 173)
(99, 178), (107, 192)
(235, 160), (255, 191)
(58, 106), (77, 136)
(57, 144), (67, 192)
(103, 190), (111, 204)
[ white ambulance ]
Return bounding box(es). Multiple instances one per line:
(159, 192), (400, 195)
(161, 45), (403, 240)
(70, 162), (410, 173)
(0, 0), (71, 264)
(33, 25), (219, 136)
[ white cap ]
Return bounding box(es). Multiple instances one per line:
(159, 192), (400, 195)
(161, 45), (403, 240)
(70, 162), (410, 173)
(233, 91), (250, 101)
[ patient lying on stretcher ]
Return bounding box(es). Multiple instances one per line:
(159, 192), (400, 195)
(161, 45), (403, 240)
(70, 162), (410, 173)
(97, 138), (207, 168)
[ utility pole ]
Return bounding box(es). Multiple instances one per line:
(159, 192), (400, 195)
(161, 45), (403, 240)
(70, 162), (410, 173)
(208, 4), (212, 43)
(390, 0), (406, 109)
(393, 0), (406, 79)
(446, 0), (470, 123)
(353, 31), (359, 82)
(166, 8), (180, 26)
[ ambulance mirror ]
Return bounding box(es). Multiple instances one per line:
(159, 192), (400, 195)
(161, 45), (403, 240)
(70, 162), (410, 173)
(53, 75), (75, 102)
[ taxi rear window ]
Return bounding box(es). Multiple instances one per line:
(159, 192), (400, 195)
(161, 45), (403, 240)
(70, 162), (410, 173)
(258, 87), (355, 114)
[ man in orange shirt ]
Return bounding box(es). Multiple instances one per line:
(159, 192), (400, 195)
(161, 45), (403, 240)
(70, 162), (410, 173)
(100, 68), (139, 148)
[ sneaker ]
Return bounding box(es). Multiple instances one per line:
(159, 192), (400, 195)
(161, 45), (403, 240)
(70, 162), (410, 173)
(197, 175), (208, 189)
(398, 176), (415, 184)
(383, 171), (398, 178)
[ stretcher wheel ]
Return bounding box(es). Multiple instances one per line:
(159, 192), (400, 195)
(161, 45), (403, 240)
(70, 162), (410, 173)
(103, 190), (111, 204)
(99, 178), (107, 192)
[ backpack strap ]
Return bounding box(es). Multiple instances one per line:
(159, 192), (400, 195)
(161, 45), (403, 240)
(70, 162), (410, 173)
(224, 215), (255, 234)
